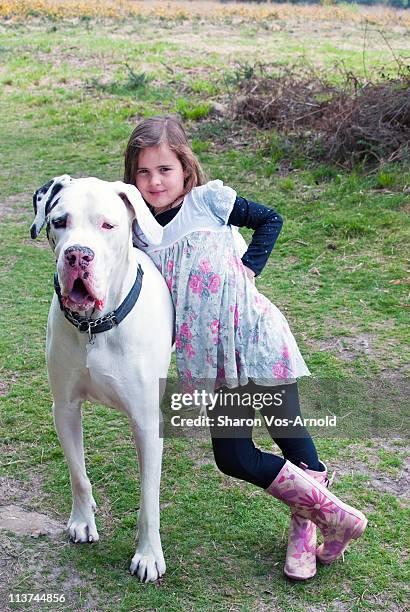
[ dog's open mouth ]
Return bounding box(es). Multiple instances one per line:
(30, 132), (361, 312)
(70, 278), (92, 303)
(61, 277), (98, 312)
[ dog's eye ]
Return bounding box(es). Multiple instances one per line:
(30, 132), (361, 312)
(102, 222), (115, 230)
(52, 217), (67, 229)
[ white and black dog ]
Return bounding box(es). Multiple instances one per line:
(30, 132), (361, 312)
(31, 176), (173, 582)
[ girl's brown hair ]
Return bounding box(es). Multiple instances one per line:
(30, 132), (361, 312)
(123, 115), (205, 193)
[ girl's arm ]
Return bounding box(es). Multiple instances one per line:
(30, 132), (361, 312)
(228, 196), (283, 278)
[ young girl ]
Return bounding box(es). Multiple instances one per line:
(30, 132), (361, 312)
(123, 115), (367, 581)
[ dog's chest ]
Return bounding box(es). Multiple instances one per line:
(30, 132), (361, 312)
(81, 336), (129, 409)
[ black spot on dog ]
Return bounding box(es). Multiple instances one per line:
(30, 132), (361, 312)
(83, 272), (89, 279)
(33, 179), (53, 214)
(38, 180), (53, 195)
(47, 197), (60, 216)
(45, 184), (64, 216)
(32, 193), (37, 216)
(46, 220), (51, 239)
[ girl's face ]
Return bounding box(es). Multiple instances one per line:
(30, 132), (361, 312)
(135, 143), (186, 211)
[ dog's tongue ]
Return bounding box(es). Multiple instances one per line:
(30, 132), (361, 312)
(61, 276), (105, 312)
(63, 278), (96, 311)
(70, 278), (90, 302)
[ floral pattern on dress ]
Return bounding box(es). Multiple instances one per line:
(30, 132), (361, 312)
(150, 229), (310, 391)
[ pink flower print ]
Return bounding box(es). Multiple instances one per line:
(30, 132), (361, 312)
(272, 360), (290, 379)
(199, 259), (212, 274)
(282, 345), (290, 360)
(167, 260), (174, 272)
(166, 278), (172, 290)
(291, 537), (306, 556)
(297, 489), (335, 524)
(185, 344), (195, 358)
(175, 335), (183, 350)
(289, 519), (313, 554)
(210, 320), (220, 334)
(216, 365), (225, 380)
(279, 489), (299, 502)
(234, 304), (239, 328)
(208, 274), (221, 294)
(322, 541), (344, 557)
(321, 529), (354, 558)
(291, 521), (316, 554)
(229, 304), (240, 327)
(189, 274), (203, 294)
(305, 522), (316, 548)
(180, 323), (192, 340)
(340, 527), (354, 546)
(210, 320), (221, 344)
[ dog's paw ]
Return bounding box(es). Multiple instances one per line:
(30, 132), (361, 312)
(68, 503), (99, 543)
(130, 547), (166, 582)
(68, 520), (99, 543)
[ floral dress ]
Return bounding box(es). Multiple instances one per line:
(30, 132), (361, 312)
(136, 180), (311, 391)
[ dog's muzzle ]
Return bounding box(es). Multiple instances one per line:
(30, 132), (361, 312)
(60, 244), (103, 311)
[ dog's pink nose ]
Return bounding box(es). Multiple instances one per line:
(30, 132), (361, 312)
(64, 245), (94, 268)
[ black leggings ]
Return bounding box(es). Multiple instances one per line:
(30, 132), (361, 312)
(209, 382), (322, 489)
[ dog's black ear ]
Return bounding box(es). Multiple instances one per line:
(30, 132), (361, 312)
(30, 175), (72, 239)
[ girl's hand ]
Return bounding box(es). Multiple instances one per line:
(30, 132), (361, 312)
(244, 266), (255, 284)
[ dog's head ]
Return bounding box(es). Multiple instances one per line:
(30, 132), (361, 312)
(31, 176), (162, 313)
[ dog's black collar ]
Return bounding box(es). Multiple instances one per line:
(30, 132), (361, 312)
(54, 264), (144, 341)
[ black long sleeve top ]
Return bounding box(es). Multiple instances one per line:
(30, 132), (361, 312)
(152, 195), (283, 277)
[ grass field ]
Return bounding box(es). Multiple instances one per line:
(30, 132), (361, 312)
(0, 2), (409, 610)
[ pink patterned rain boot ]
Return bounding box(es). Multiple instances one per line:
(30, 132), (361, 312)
(266, 461), (367, 567)
(283, 462), (334, 580)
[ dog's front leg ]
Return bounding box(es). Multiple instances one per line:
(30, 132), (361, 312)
(53, 401), (99, 543)
(129, 416), (165, 582)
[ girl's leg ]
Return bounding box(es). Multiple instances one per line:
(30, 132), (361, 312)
(256, 381), (329, 579)
(209, 381), (322, 486)
(210, 381), (326, 581)
(258, 382), (322, 471)
(209, 384), (285, 488)
(209, 382), (366, 577)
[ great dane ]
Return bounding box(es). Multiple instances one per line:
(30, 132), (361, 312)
(30, 176), (173, 582)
